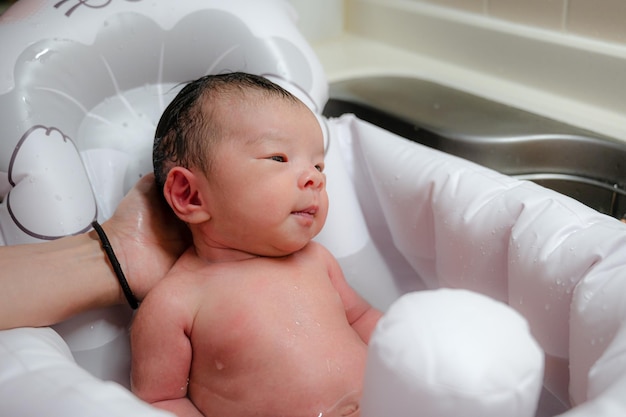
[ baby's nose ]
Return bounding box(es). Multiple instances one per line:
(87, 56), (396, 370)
(299, 166), (325, 190)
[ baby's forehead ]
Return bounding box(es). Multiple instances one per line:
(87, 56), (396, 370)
(198, 88), (319, 142)
(205, 88), (309, 120)
(201, 89), (289, 122)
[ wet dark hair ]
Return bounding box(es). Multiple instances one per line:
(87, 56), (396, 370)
(153, 72), (299, 192)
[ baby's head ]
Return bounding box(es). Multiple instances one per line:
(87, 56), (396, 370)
(153, 72), (328, 259)
(153, 72), (301, 191)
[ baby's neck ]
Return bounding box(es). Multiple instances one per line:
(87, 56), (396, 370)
(189, 226), (306, 263)
(192, 244), (262, 264)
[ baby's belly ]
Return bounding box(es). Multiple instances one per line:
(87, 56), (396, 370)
(188, 329), (367, 417)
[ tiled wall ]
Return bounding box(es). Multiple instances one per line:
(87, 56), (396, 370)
(413, 0), (626, 45)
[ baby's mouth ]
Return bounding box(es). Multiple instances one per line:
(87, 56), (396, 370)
(292, 206), (318, 217)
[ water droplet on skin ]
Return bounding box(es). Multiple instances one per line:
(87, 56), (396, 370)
(180, 378), (189, 391)
(215, 360), (224, 370)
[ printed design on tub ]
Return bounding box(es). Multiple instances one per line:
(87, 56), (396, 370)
(0, 0), (319, 245)
(7, 125), (96, 240)
(54, 0), (143, 18)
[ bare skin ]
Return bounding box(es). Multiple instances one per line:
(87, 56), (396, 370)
(130, 82), (382, 416)
(0, 174), (189, 329)
(131, 242), (379, 417)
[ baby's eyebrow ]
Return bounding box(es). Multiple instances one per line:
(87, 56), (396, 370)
(244, 133), (287, 147)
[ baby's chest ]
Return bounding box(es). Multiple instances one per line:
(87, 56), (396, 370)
(190, 263), (345, 357)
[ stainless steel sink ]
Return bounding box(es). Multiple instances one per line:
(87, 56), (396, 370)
(323, 76), (626, 220)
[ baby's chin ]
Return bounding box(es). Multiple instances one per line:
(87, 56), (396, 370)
(263, 240), (311, 258)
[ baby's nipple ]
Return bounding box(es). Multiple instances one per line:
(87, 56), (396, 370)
(316, 404), (359, 417)
(338, 402), (359, 416)
(319, 390), (360, 417)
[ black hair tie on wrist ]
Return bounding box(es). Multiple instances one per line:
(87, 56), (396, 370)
(91, 220), (139, 309)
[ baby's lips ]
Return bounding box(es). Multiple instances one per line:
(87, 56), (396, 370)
(293, 205), (318, 216)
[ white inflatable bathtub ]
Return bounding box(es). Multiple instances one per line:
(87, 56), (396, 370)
(1, 1), (626, 416)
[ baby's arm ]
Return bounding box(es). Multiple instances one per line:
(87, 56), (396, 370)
(321, 244), (383, 344)
(130, 283), (202, 417)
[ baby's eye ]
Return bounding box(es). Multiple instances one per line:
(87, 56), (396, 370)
(269, 155), (287, 163)
(315, 163), (325, 172)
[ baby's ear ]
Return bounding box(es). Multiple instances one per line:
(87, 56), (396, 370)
(163, 167), (211, 224)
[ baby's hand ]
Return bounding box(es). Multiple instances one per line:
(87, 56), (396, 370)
(103, 174), (190, 301)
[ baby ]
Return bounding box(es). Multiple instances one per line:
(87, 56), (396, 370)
(130, 72), (382, 417)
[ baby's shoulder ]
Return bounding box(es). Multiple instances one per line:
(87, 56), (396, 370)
(136, 270), (197, 320)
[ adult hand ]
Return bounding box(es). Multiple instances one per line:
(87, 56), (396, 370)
(102, 174), (190, 302)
